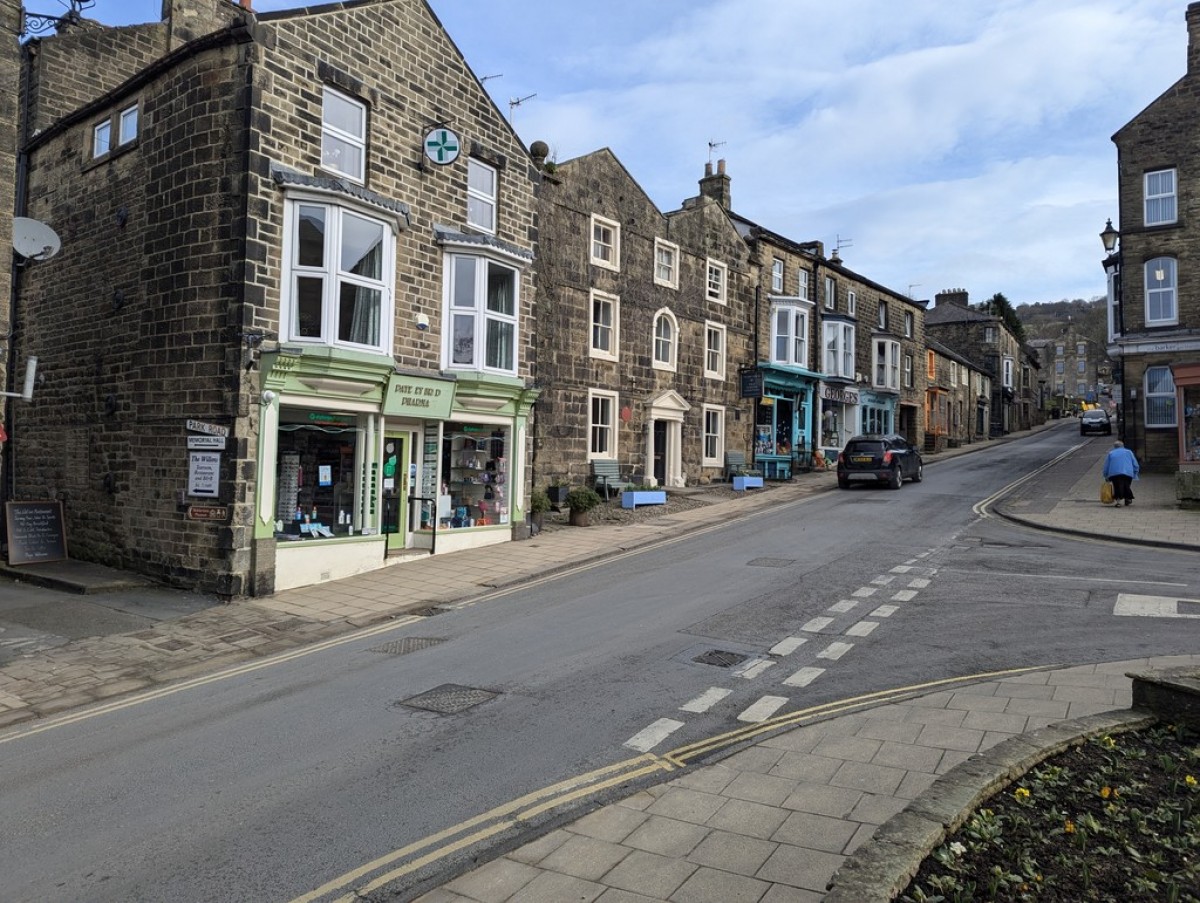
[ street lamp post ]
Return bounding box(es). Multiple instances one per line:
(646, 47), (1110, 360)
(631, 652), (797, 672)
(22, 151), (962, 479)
(1100, 219), (1127, 444)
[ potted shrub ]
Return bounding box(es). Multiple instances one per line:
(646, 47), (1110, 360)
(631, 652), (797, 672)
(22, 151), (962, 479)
(565, 485), (602, 527)
(529, 487), (551, 530)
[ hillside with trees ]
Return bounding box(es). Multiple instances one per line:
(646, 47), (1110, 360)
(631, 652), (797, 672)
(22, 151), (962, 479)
(1014, 297), (1107, 346)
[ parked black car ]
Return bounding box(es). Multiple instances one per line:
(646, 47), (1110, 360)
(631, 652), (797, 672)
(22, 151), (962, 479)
(837, 434), (924, 490)
(1079, 408), (1112, 435)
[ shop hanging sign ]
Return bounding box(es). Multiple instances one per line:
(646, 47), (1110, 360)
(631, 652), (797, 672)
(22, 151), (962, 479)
(739, 367), (764, 398)
(383, 374), (456, 418)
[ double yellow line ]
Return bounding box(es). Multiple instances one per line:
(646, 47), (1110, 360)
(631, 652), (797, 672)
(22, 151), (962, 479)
(294, 665), (1043, 902)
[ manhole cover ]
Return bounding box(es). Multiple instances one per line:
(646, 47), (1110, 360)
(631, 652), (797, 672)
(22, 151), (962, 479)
(368, 637), (446, 656)
(398, 683), (498, 714)
(693, 649), (749, 668)
(747, 558), (795, 568)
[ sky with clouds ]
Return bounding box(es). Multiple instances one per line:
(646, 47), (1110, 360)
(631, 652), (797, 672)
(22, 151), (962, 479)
(85, 0), (1190, 305)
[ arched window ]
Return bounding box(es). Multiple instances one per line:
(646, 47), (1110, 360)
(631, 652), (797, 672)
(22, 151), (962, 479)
(652, 309), (677, 371)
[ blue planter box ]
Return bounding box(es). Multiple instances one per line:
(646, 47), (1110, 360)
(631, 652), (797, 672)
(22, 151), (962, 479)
(732, 475), (764, 491)
(621, 490), (667, 509)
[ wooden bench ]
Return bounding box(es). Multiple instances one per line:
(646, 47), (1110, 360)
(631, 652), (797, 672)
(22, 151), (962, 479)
(591, 459), (635, 499)
(724, 451), (760, 482)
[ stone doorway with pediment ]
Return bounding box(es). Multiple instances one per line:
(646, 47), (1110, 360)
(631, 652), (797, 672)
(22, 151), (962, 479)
(642, 390), (690, 488)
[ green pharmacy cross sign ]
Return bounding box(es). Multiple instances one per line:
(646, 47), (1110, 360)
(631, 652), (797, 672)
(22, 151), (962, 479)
(424, 128), (461, 165)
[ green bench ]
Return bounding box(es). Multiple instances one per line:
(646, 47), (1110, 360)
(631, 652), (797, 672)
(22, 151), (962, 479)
(591, 459), (635, 500)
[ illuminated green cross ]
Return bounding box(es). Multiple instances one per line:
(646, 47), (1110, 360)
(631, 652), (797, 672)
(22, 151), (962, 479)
(425, 129), (460, 164)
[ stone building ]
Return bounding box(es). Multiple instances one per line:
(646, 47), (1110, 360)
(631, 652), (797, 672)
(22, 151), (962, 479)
(532, 151), (752, 489)
(6, 0), (540, 596)
(926, 289), (1027, 436)
(925, 338), (990, 451)
(1105, 1), (1200, 478)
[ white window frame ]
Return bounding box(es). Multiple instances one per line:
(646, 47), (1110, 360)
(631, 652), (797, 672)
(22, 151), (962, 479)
(654, 238), (679, 289)
(704, 321), (727, 380)
(702, 405), (725, 466)
(1003, 356), (1014, 389)
(824, 276), (836, 310)
(590, 214), (620, 271)
(904, 311), (913, 338)
(1144, 168), (1177, 227)
(706, 258), (728, 304)
(1145, 366), (1177, 428)
(984, 326), (997, 343)
(874, 339), (900, 390)
(823, 321), (855, 378)
(443, 251), (520, 375)
(961, 365), (969, 388)
(589, 289), (620, 362)
(771, 258), (785, 293)
(770, 302), (809, 368)
(118, 105), (139, 145)
(950, 361), (959, 384)
(798, 269), (810, 302)
(847, 289), (857, 316)
(1145, 257), (1178, 325)
(92, 120), (112, 158)
(588, 389), (619, 460)
(282, 196), (395, 355)
(877, 301), (888, 330)
(467, 158), (497, 234)
(903, 353), (913, 388)
(652, 308), (677, 372)
(320, 86), (367, 184)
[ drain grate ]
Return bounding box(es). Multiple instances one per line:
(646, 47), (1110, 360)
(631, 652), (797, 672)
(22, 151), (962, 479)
(746, 558), (795, 568)
(398, 683), (498, 714)
(368, 637), (446, 656)
(693, 649), (750, 668)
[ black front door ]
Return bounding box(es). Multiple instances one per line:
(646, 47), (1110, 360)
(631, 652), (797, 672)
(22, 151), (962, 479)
(653, 421), (667, 485)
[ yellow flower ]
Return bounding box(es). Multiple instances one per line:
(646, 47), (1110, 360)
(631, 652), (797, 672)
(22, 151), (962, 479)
(1014, 787), (1031, 801)
(1187, 775), (1198, 788)
(1064, 819), (1076, 834)
(1101, 735), (1117, 749)
(1100, 786), (1112, 799)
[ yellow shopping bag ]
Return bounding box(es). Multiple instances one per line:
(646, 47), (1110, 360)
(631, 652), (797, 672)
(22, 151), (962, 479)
(1100, 481), (1114, 505)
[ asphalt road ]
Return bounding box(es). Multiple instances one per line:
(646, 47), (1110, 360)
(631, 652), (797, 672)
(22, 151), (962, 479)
(1, 427), (1197, 902)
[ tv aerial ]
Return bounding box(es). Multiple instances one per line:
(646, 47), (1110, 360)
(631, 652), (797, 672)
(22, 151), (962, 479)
(12, 217), (61, 264)
(508, 93), (536, 124)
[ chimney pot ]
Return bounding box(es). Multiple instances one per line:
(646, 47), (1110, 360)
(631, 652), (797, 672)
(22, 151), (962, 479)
(717, 158), (726, 175)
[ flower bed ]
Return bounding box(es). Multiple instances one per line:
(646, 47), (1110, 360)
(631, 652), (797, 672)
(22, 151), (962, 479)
(901, 722), (1200, 902)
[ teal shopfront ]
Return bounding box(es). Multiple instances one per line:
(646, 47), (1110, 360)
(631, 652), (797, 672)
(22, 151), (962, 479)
(753, 364), (820, 478)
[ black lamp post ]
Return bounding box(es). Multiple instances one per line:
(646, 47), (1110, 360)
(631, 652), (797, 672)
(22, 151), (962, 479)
(1100, 219), (1126, 442)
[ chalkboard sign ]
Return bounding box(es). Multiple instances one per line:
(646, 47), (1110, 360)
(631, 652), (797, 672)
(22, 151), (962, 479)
(6, 500), (68, 566)
(739, 367), (764, 398)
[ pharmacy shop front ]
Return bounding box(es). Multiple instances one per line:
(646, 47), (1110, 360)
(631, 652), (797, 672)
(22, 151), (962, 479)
(256, 359), (533, 593)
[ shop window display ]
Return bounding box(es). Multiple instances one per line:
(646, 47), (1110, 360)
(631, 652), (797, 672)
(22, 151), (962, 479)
(442, 424), (509, 528)
(275, 413), (358, 539)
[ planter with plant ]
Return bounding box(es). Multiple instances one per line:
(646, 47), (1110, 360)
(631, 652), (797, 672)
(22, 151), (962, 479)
(565, 486), (602, 526)
(528, 488), (551, 530)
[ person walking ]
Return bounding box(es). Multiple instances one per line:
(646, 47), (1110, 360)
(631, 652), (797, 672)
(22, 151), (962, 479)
(1103, 440), (1140, 507)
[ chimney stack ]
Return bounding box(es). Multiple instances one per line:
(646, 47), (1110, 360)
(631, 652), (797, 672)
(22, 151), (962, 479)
(699, 158), (731, 210)
(1188, 2), (1200, 74)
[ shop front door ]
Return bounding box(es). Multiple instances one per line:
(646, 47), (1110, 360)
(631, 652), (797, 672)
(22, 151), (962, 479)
(653, 421), (667, 486)
(381, 434), (409, 539)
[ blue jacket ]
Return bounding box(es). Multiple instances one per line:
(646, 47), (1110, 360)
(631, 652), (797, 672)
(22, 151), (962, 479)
(1103, 446), (1140, 480)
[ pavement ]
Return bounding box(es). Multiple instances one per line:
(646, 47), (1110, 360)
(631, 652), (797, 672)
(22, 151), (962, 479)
(0, 419), (1196, 901)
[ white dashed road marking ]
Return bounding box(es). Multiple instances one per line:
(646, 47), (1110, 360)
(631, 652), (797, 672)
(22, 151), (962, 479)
(870, 604), (899, 618)
(907, 577), (931, 589)
(769, 636), (807, 656)
(845, 620), (878, 637)
(624, 718), (685, 752)
(783, 667), (825, 687)
(801, 616), (834, 633)
(738, 696), (789, 723)
(828, 600), (858, 613)
(817, 641), (854, 661)
(733, 658), (775, 679)
(852, 587), (877, 598)
(891, 590), (918, 602)
(680, 687), (733, 713)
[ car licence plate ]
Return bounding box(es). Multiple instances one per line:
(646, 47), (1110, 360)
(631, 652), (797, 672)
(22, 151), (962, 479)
(851, 456), (872, 463)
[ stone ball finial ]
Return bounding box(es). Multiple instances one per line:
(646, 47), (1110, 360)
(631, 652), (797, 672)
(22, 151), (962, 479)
(529, 140), (549, 166)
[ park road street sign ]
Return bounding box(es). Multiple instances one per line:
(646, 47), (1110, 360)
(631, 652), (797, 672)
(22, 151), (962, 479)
(186, 419), (229, 437)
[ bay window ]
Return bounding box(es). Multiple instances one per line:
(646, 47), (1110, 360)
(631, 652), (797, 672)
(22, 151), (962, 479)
(823, 321), (855, 378)
(874, 339), (900, 390)
(284, 199), (393, 353)
(771, 303), (808, 367)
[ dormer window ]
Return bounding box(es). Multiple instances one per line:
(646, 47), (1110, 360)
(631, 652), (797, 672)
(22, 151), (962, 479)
(321, 86), (366, 183)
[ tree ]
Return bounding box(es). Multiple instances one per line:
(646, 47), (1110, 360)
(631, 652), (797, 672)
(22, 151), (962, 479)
(978, 292), (1026, 343)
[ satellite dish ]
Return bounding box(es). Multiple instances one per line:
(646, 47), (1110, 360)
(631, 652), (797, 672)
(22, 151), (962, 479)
(12, 217), (61, 262)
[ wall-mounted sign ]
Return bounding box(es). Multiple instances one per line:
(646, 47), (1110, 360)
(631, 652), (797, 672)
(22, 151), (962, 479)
(188, 452), (221, 498)
(820, 385), (860, 405)
(186, 419), (229, 437)
(187, 505), (229, 521)
(383, 374), (456, 418)
(187, 435), (226, 450)
(424, 128), (461, 165)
